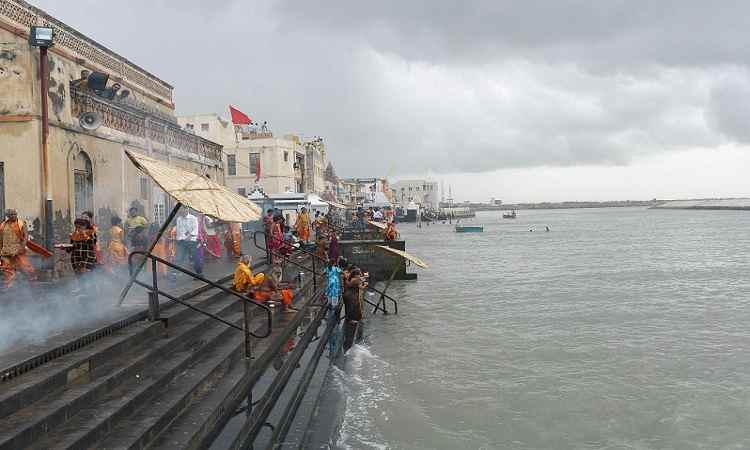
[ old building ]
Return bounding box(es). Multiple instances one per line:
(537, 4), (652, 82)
(178, 113), (327, 197)
(0, 0), (223, 240)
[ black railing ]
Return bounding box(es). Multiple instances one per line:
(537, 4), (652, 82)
(127, 251), (273, 358)
(252, 231), (399, 314)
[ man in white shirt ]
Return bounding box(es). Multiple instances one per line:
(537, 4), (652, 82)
(372, 208), (384, 221)
(173, 208), (198, 275)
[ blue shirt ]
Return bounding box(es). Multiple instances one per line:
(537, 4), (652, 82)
(325, 266), (342, 304)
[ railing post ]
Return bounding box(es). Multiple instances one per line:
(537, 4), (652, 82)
(312, 253), (317, 292)
(148, 257), (160, 321)
(243, 300), (252, 359)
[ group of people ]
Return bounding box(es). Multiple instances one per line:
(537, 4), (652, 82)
(0, 205), (248, 290)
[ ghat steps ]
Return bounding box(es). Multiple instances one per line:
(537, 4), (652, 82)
(0, 261), (329, 450)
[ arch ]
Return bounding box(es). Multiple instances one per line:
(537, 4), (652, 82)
(73, 150), (93, 218)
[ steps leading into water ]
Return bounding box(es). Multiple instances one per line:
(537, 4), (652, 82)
(0, 259), (332, 450)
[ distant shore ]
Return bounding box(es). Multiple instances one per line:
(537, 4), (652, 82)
(464, 198), (750, 211)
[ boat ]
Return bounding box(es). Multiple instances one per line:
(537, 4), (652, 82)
(502, 210), (517, 219)
(455, 225), (484, 233)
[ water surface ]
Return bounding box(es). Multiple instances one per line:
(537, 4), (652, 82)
(319, 207), (750, 450)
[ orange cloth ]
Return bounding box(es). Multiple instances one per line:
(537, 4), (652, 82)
(107, 225), (129, 267)
(233, 261), (264, 292)
(1, 254), (34, 288)
(280, 288), (293, 306)
(295, 213), (310, 242)
(152, 240), (170, 274)
(225, 223), (241, 257)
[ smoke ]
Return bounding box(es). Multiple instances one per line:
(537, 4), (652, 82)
(0, 270), (145, 354)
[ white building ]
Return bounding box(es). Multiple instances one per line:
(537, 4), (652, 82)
(390, 180), (439, 209)
(178, 114), (326, 197)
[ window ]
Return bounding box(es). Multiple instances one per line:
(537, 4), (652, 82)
(201, 123), (209, 132)
(416, 186), (420, 191)
(249, 153), (260, 175)
(140, 177), (149, 200)
(227, 154), (236, 176)
(185, 123), (194, 131)
(284, 151), (289, 162)
(237, 187), (246, 197)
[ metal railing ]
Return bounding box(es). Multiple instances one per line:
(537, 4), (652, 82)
(252, 231), (399, 314)
(127, 251), (273, 358)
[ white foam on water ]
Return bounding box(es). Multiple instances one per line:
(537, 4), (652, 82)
(331, 344), (392, 450)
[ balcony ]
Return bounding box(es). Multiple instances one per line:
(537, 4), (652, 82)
(70, 85), (222, 162)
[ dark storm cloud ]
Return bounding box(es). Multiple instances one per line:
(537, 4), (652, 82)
(32, 0), (750, 176)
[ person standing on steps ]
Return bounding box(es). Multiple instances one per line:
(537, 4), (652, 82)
(172, 208), (198, 278)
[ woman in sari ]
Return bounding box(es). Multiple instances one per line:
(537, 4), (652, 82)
(150, 223), (171, 275)
(204, 216), (222, 259)
(224, 222), (242, 259)
(106, 216), (129, 270)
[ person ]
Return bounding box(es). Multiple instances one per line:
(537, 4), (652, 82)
(173, 208), (198, 276)
(384, 222), (398, 241)
(342, 267), (364, 351)
(106, 216), (129, 270)
(263, 209), (274, 262)
(65, 218), (98, 278)
(224, 222), (242, 258)
(314, 233), (328, 262)
(150, 223), (171, 275)
(328, 232), (340, 263)
(356, 207), (366, 231)
(295, 207), (311, 243)
(267, 216), (285, 263)
(253, 272), (296, 312)
(204, 216), (222, 259)
(232, 255), (265, 293)
(325, 258), (342, 308)
(124, 207), (148, 251)
(0, 209), (35, 288)
(81, 211), (102, 264)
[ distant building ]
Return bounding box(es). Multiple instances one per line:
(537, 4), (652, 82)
(390, 180), (439, 209)
(177, 114), (326, 197)
(340, 178), (390, 206)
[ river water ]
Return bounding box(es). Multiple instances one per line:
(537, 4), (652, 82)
(314, 207), (750, 449)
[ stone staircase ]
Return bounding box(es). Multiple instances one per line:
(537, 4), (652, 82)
(0, 262), (329, 450)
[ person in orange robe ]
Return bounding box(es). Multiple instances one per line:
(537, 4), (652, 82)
(0, 209), (35, 288)
(224, 222), (242, 258)
(82, 211), (102, 264)
(294, 208), (311, 243)
(150, 223), (172, 274)
(106, 216), (129, 270)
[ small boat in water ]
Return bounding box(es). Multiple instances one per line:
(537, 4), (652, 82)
(455, 225), (484, 233)
(502, 210), (517, 219)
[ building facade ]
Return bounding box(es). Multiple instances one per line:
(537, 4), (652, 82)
(178, 114), (327, 198)
(390, 180), (439, 208)
(0, 1), (224, 242)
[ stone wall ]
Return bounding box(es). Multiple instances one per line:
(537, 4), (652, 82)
(338, 240), (417, 282)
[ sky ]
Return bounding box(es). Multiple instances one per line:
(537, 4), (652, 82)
(32, 0), (750, 202)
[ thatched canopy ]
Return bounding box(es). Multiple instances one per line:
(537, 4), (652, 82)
(376, 245), (429, 268)
(125, 150), (262, 222)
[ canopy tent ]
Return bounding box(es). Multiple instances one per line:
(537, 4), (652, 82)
(376, 245), (429, 268)
(125, 151), (261, 222)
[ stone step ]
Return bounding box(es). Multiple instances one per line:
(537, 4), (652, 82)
(25, 308), (251, 450)
(0, 293), (242, 450)
(0, 280), (239, 422)
(148, 309), (310, 450)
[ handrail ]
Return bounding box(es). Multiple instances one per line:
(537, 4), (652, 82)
(252, 231), (399, 313)
(127, 251), (272, 340)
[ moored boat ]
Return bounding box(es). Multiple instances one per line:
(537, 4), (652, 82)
(502, 210), (517, 219)
(455, 225), (484, 233)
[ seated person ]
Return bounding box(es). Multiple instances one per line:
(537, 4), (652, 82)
(252, 273), (296, 312)
(232, 255), (264, 293)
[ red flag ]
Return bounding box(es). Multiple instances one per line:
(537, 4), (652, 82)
(229, 105), (252, 125)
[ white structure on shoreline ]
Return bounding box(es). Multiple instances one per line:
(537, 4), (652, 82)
(390, 180), (439, 209)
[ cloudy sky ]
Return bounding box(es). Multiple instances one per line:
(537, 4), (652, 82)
(35, 0), (750, 202)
